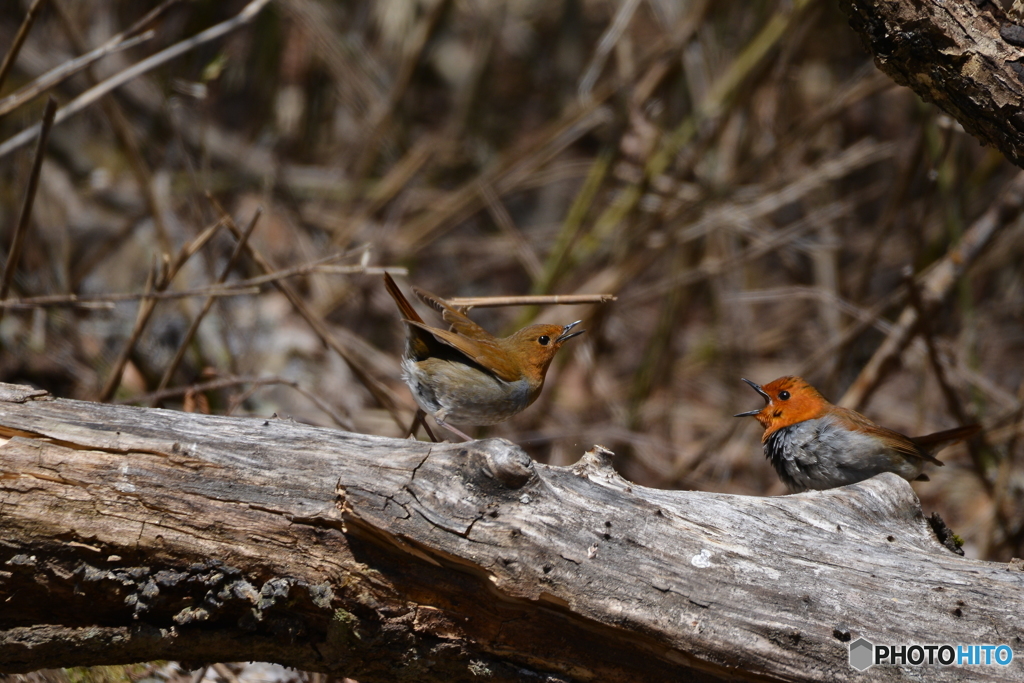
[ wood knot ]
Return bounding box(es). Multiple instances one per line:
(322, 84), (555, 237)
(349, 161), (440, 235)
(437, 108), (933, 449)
(571, 445), (616, 476)
(480, 441), (533, 489)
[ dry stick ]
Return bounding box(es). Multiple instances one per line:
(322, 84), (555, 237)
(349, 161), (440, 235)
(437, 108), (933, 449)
(991, 381), (1024, 555)
(588, 0), (816, 244)
(901, 266), (978, 433)
(207, 195), (406, 429)
(0, 286), (259, 309)
(0, 0), (272, 160)
(0, 97), (58, 330)
(156, 209), (263, 396)
(839, 171), (1024, 411)
(118, 374), (353, 430)
(50, 0), (173, 252)
(903, 268), (1007, 555)
(211, 663), (241, 683)
(353, 0), (452, 177)
(97, 219), (227, 402)
(447, 294), (616, 308)
(0, 254), (376, 308)
(479, 181), (545, 282)
(401, 96), (615, 251)
(0, 31), (153, 118)
(0, 0), (47, 95)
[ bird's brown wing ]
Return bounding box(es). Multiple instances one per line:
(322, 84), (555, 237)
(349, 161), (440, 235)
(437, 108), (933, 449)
(404, 321), (521, 382)
(413, 287), (496, 342)
(831, 406), (943, 465)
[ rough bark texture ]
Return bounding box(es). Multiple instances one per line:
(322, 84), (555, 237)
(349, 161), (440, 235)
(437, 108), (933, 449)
(837, 0), (1024, 168)
(1, 383), (1023, 681)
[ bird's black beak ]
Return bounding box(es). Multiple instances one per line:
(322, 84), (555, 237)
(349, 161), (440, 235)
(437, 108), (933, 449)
(556, 320), (585, 343)
(734, 378), (770, 417)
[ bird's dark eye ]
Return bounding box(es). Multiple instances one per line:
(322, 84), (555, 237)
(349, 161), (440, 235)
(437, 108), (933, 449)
(778, 390), (791, 401)
(538, 335), (550, 346)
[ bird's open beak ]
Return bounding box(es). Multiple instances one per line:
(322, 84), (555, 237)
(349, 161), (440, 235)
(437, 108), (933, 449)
(556, 320), (585, 343)
(734, 377), (770, 417)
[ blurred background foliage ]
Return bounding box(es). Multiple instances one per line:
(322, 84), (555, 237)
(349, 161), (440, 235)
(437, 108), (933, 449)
(1, 0), (1022, 569)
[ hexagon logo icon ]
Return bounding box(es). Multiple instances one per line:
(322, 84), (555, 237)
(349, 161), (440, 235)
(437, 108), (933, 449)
(849, 637), (874, 671)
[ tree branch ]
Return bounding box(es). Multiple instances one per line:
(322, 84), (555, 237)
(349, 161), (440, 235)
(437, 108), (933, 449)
(0, 383), (1022, 681)
(837, 0), (1024, 168)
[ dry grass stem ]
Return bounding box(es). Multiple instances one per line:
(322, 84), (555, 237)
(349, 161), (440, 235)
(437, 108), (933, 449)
(0, 0), (272, 160)
(0, 96), (57, 328)
(447, 294), (617, 309)
(0, 0), (47, 95)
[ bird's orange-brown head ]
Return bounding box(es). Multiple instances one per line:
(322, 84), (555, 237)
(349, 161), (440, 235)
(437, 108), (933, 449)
(499, 322), (585, 386)
(734, 376), (832, 440)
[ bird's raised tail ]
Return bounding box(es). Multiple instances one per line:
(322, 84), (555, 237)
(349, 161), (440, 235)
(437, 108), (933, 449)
(911, 424), (981, 457)
(384, 272), (425, 324)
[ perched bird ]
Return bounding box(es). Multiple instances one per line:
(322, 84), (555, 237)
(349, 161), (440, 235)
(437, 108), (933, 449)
(384, 273), (584, 441)
(735, 376), (980, 492)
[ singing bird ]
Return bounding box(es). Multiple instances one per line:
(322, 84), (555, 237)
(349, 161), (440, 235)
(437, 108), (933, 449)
(735, 376), (980, 492)
(384, 273), (584, 441)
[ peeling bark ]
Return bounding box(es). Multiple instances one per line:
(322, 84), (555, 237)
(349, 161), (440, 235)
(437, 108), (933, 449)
(838, 0), (1024, 167)
(1, 383), (1023, 681)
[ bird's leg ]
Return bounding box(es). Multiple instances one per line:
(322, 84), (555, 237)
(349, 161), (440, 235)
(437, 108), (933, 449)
(434, 413), (473, 442)
(403, 408), (437, 442)
(403, 409), (421, 438)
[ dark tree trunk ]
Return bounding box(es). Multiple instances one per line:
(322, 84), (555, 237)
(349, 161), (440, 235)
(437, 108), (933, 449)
(838, 0), (1024, 168)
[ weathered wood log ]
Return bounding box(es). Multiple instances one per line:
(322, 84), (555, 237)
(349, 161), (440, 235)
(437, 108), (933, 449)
(838, 0), (1024, 168)
(1, 382), (1022, 681)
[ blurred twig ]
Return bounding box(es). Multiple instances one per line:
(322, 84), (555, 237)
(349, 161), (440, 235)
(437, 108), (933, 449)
(590, 0), (818, 242)
(0, 97), (57, 330)
(208, 194), (406, 429)
(156, 209), (263, 395)
(902, 266), (977, 432)
(355, 0), (451, 176)
(0, 286), (260, 309)
(839, 171), (1024, 410)
(0, 0), (273, 160)
(0, 0), (47, 95)
(479, 181), (544, 282)
(119, 374), (354, 431)
(98, 219), (226, 402)
(50, 0), (172, 252)
(578, 0), (643, 99)
(447, 293), (616, 309)
(401, 99), (615, 250)
(0, 31), (153, 118)
(903, 266), (1006, 554)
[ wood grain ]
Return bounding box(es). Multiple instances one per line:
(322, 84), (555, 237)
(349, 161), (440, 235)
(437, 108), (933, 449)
(1, 383), (1021, 681)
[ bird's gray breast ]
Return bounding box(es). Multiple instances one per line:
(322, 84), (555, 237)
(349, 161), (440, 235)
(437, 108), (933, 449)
(765, 415), (909, 491)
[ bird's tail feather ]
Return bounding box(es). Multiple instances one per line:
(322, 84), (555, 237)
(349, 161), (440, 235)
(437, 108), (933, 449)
(911, 424), (981, 455)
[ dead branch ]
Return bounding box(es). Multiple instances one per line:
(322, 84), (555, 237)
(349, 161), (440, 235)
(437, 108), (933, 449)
(1, 383), (1022, 682)
(838, 0), (1024, 168)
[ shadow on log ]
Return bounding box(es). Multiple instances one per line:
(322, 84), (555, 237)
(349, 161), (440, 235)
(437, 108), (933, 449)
(1, 382), (1022, 681)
